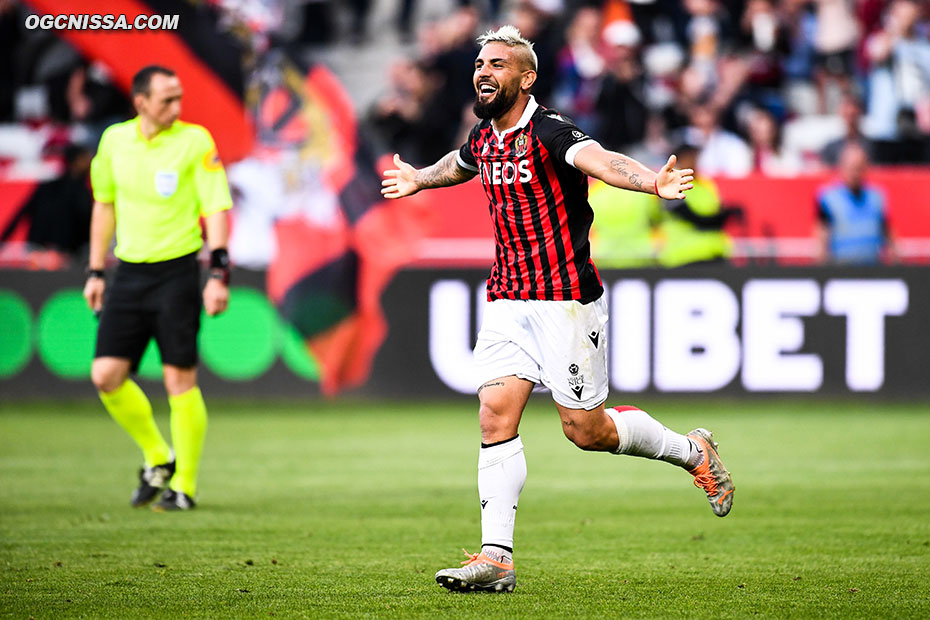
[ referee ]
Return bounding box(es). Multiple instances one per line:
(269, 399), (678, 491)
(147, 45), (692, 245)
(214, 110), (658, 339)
(83, 65), (232, 511)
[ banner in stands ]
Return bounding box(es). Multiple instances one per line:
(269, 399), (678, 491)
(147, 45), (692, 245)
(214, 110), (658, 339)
(1, 266), (928, 398)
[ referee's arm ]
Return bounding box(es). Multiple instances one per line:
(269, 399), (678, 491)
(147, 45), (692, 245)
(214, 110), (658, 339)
(83, 200), (115, 313)
(202, 209), (230, 316)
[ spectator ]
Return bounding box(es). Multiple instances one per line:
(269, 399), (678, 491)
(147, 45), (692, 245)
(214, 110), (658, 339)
(552, 7), (604, 133)
(812, 0), (860, 113)
(0, 143), (93, 256)
(781, 0), (819, 114)
(595, 20), (648, 151)
(369, 59), (452, 166)
(820, 90), (873, 166)
(862, 0), (930, 162)
(424, 7), (482, 133)
(588, 179), (662, 267)
(816, 142), (893, 264)
(509, 0), (561, 103)
(657, 142), (742, 266)
(745, 105), (802, 176)
(681, 0), (735, 95)
(736, 0), (790, 115)
(682, 98), (753, 177)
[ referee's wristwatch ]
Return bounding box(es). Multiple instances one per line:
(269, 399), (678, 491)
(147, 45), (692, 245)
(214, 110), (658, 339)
(209, 248), (230, 285)
(85, 266), (105, 280)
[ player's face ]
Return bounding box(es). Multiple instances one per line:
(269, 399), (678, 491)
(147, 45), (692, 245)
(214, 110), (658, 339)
(136, 73), (183, 129)
(473, 43), (530, 120)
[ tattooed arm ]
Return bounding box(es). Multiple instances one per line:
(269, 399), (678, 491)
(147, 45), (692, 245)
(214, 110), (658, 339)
(381, 151), (477, 199)
(573, 144), (693, 200)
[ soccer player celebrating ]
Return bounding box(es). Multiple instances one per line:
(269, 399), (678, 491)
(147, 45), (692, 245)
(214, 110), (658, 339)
(83, 65), (233, 511)
(382, 26), (734, 593)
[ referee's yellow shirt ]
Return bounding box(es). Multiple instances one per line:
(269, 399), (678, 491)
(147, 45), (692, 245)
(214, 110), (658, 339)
(90, 117), (232, 263)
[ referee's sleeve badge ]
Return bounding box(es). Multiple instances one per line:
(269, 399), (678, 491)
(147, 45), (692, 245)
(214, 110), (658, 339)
(202, 148), (222, 171)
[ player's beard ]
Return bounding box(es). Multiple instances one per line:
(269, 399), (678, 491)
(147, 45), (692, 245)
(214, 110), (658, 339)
(473, 81), (519, 120)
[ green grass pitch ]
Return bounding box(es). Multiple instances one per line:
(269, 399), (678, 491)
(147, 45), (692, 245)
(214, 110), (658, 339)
(2, 398), (928, 619)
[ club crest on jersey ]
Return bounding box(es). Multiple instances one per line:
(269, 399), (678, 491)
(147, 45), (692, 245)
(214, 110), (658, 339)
(154, 170), (178, 198)
(514, 133), (528, 157)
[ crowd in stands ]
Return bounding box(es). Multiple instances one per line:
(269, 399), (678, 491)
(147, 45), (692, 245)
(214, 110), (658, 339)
(0, 0), (926, 267)
(366, 0), (930, 172)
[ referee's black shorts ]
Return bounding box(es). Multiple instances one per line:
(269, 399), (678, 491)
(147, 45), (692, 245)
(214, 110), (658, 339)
(95, 252), (202, 371)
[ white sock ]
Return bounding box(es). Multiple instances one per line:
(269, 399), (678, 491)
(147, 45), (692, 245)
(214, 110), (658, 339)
(478, 435), (526, 550)
(605, 406), (699, 468)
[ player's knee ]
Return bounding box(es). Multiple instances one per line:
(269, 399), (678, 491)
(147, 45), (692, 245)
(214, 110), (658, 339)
(478, 402), (519, 443)
(563, 425), (597, 451)
(163, 369), (197, 396)
(562, 420), (612, 452)
(91, 362), (124, 393)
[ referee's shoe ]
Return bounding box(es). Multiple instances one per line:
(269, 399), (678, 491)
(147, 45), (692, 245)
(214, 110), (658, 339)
(152, 489), (196, 511)
(130, 458), (175, 507)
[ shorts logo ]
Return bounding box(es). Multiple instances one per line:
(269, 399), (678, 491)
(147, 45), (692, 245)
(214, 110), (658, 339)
(588, 330), (600, 348)
(572, 130), (587, 140)
(154, 170), (178, 197)
(514, 133), (528, 157)
(568, 363), (585, 399)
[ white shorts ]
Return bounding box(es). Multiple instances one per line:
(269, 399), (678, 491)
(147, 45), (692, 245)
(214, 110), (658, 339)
(474, 295), (609, 410)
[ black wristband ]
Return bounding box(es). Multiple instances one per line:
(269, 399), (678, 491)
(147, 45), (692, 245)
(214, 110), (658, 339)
(86, 267), (105, 280)
(210, 248), (230, 270)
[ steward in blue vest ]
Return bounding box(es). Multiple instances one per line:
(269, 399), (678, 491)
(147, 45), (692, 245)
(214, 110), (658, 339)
(816, 143), (890, 265)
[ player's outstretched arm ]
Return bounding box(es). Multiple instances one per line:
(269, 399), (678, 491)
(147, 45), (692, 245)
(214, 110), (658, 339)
(381, 152), (476, 199)
(573, 144), (694, 199)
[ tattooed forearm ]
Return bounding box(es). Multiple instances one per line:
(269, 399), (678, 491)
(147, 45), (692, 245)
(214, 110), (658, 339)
(608, 157), (645, 190)
(415, 151), (475, 189)
(477, 381), (505, 395)
(603, 155), (651, 193)
(608, 158), (629, 179)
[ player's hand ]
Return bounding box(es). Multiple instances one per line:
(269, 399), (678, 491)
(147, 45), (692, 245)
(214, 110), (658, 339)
(381, 153), (420, 199)
(656, 154), (694, 200)
(203, 278), (229, 316)
(83, 277), (105, 314)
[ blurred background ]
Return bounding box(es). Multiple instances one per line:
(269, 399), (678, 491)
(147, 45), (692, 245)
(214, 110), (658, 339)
(1, 0), (928, 401)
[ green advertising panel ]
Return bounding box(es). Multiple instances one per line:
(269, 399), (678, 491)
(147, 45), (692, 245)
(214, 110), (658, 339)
(1, 279), (319, 393)
(36, 290), (98, 379)
(0, 291), (32, 377)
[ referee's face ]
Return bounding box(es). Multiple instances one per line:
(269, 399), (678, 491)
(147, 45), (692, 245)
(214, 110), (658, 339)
(138, 73), (183, 131)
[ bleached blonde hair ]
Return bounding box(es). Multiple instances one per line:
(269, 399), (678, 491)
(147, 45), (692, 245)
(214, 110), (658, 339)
(476, 25), (538, 72)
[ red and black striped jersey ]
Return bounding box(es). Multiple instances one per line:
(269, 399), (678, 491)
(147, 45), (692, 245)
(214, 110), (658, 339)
(457, 96), (603, 303)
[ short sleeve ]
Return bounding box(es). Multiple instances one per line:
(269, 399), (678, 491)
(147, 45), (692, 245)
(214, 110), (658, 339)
(456, 124), (479, 173)
(535, 112), (598, 168)
(192, 129), (233, 217)
(90, 128), (115, 203)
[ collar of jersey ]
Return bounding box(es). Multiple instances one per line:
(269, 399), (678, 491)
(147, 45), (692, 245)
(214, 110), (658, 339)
(492, 95), (538, 143)
(133, 116), (179, 144)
